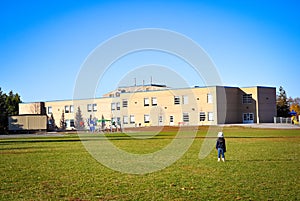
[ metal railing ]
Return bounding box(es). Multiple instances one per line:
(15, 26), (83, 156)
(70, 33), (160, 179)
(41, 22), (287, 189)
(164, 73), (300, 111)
(274, 117), (292, 124)
(274, 115), (300, 125)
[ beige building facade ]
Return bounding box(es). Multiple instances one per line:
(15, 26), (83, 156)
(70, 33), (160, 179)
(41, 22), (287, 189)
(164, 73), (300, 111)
(18, 85), (276, 130)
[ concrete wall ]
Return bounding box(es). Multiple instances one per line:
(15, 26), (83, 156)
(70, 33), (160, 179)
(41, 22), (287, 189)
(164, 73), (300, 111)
(9, 115), (47, 131)
(256, 87), (276, 123)
(19, 102), (46, 115)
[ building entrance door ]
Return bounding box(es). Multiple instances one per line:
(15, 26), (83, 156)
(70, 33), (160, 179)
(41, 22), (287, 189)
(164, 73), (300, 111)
(243, 113), (254, 123)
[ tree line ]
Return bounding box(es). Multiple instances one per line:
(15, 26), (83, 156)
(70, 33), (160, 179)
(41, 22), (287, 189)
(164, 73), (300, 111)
(276, 86), (300, 117)
(0, 88), (21, 133)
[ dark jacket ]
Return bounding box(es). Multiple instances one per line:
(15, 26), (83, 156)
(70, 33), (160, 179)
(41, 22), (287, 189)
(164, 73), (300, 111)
(216, 138), (226, 152)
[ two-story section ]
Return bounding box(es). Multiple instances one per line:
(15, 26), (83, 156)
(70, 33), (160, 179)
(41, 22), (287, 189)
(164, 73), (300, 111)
(221, 86), (276, 124)
(15, 85), (276, 131)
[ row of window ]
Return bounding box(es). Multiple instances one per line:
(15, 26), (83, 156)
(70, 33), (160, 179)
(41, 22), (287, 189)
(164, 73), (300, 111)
(116, 112), (214, 124)
(55, 112), (253, 127)
(111, 94), (212, 111)
(65, 119), (75, 127)
(242, 94), (252, 104)
(174, 96), (189, 105)
(87, 104), (97, 112)
(50, 113), (213, 127)
(144, 97), (157, 106)
(48, 105), (75, 114)
(47, 94), (252, 114)
(119, 115), (136, 124)
(182, 112), (214, 122)
(47, 104), (97, 114)
(65, 105), (74, 113)
(110, 93), (250, 112)
(111, 99), (128, 110)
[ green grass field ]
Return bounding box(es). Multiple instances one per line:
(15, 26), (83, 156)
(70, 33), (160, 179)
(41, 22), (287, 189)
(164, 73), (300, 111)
(0, 127), (299, 200)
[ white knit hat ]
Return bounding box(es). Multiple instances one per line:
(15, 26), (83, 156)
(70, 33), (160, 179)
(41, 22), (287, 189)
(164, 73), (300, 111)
(217, 132), (224, 138)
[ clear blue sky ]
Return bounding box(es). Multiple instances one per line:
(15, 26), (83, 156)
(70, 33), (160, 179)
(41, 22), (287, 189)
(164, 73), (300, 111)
(0, 0), (299, 102)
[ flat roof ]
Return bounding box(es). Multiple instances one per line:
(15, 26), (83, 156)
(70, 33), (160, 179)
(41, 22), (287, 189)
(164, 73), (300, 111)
(20, 85), (276, 103)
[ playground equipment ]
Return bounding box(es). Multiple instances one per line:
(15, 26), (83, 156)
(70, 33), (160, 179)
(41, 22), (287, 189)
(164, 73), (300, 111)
(275, 111), (299, 125)
(291, 116), (299, 125)
(289, 110), (299, 125)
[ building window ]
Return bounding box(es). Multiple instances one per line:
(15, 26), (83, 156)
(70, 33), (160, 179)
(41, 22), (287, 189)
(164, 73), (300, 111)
(130, 115), (135, 124)
(242, 94), (252, 104)
(182, 95), (188, 104)
(65, 119), (70, 127)
(116, 117), (121, 125)
(151, 97), (157, 106)
(200, 112), (206, 121)
(208, 112), (214, 121)
(144, 98), (150, 106)
(183, 112), (189, 122)
(87, 104), (92, 112)
(65, 105), (70, 113)
(144, 114), (150, 123)
(47, 106), (52, 114)
(170, 116), (174, 123)
(174, 96), (180, 105)
(93, 104), (97, 112)
(123, 116), (128, 124)
(207, 94), (213, 103)
(122, 99), (128, 108)
(70, 119), (75, 127)
(111, 103), (116, 111)
(111, 117), (116, 125)
(70, 105), (74, 113)
(116, 102), (120, 110)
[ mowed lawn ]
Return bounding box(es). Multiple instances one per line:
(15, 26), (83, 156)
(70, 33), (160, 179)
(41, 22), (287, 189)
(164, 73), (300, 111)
(0, 127), (299, 201)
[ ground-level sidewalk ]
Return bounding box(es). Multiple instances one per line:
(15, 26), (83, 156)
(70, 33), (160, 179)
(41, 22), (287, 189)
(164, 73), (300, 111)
(220, 123), (300, 129)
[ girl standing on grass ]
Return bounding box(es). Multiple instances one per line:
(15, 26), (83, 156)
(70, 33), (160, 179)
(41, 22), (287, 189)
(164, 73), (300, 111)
(216, 132), (226, 162)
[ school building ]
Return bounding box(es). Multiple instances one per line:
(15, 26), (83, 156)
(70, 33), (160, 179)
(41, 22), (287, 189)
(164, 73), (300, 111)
(16, 85), (276, 130)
